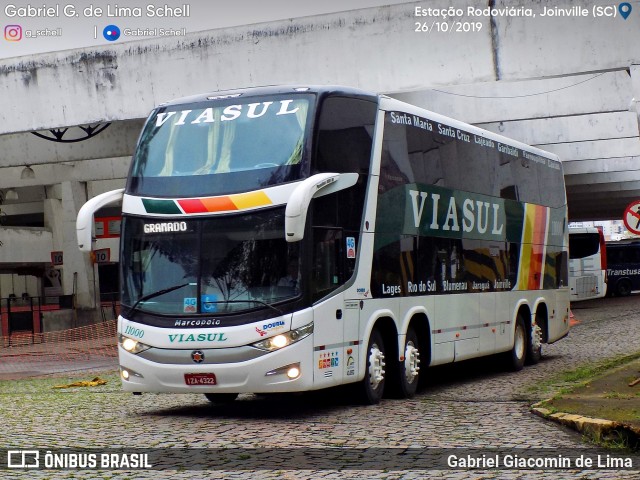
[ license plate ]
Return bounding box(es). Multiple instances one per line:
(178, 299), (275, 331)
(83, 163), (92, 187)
(184, 373), (217, 386)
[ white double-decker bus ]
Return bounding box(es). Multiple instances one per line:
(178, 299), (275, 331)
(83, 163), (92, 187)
(77, 86), (570, 404)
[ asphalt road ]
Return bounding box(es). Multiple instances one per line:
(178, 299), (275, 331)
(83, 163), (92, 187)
(2, 295), (640, 479)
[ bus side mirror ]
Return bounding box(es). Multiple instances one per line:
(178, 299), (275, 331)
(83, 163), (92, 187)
(285, 172), (358, 242)
(76, 188), (125, 251)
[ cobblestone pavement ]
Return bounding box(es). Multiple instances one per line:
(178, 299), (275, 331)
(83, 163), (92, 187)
(1, 296), (639, 479)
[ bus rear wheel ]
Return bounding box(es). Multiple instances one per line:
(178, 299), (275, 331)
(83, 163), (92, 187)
(397, 328), (421, 398)
(204, 393), (238, 404)
(508, 316), (526, 371)
(358, 329), (386, 405)
(525, 322), (542, 365)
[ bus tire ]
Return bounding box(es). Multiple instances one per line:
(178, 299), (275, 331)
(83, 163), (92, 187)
(509, 316), (526, 371)
(204, 393), (238, 404)
(358, 328), (386, 405)
(616, 279), (632, 297)
(525, 322), (542, 365)
(397, 327), (421, 398)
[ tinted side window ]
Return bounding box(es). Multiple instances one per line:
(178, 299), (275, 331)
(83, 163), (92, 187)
(608, 246), (640, 264)
(310, 96), (376, 301)
(314, 96), (377, 175)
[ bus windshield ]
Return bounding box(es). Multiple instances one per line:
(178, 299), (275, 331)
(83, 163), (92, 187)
(120, 208), (300, 315)
(128, 94), (313, 197)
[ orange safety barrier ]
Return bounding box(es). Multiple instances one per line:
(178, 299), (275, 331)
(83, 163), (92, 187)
(0, 320), (117, 379)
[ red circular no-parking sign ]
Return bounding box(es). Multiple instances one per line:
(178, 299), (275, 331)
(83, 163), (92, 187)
(623, 200), (640, 235)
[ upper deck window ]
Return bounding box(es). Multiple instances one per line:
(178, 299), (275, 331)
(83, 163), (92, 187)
(128, 95), (313, 197)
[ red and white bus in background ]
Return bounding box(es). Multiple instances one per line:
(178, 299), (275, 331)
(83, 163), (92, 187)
(568, 226), (607, 301)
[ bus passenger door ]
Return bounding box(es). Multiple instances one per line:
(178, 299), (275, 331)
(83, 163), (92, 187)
(311, 227), (345, 386)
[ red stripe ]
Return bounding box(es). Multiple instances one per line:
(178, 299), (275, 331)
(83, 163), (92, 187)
(178, 199), (208, 213)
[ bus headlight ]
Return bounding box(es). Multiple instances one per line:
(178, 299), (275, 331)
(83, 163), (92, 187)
(252, 322), (313, 352)
(118, 334), (151, 354)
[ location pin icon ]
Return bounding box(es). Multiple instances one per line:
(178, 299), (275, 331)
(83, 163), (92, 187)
(619, 2), (632, 19)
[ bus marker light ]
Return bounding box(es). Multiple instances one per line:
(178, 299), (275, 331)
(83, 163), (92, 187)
(265, 363), (301, 378)
(120, 367), (143, 380)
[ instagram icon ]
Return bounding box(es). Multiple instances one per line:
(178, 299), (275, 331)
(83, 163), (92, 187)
(5, 24), (22, 41)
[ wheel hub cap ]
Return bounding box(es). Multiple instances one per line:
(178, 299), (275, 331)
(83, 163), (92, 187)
(368, 344), (385, 389)
(404, 342), (420, 384)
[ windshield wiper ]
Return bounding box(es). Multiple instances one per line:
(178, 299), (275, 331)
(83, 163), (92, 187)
(203, 299), (284, 317)
(126, 282), (192, 314)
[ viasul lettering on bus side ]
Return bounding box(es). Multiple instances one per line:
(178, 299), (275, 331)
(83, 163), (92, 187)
(408, 185), (505, 240)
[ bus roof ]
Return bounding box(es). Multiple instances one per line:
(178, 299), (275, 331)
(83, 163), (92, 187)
(606, 239), (640, 246)
(155, 84), (561, 170)
(157, 85), (378, 108)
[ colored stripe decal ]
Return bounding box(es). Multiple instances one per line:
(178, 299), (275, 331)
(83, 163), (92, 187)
(143, 190), (273, 215)
(201, 196), (238, 212)
(230, 191), (272, 210)
(517, 204), (549, 290)
(528, 206), (548, 290)
(142, 198), (183, 214)
(178, 198), (208, 214)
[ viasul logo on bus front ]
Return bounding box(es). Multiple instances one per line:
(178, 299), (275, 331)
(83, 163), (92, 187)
(168, 333), (228, 343)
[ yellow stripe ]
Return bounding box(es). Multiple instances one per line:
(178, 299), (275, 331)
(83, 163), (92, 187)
(229, 191), (272, 210)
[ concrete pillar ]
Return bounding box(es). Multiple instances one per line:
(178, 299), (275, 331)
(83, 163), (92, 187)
(54, 181), (96, 310)
(631, 64), (640, 137)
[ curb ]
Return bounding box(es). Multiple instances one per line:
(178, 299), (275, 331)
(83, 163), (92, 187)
(531, 401), (640, 447)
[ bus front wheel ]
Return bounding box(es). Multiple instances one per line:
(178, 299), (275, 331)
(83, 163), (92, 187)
(358, 329), (386, 405)
(616, 279), (632, 297)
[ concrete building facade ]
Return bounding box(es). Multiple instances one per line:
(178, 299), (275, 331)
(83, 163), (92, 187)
(0, 0), (638, 317)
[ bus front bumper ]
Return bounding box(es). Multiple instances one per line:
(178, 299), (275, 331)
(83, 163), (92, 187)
(118, 334), (314, 394)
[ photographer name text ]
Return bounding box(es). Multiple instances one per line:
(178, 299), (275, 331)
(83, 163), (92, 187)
(5, 4), (190, 18)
